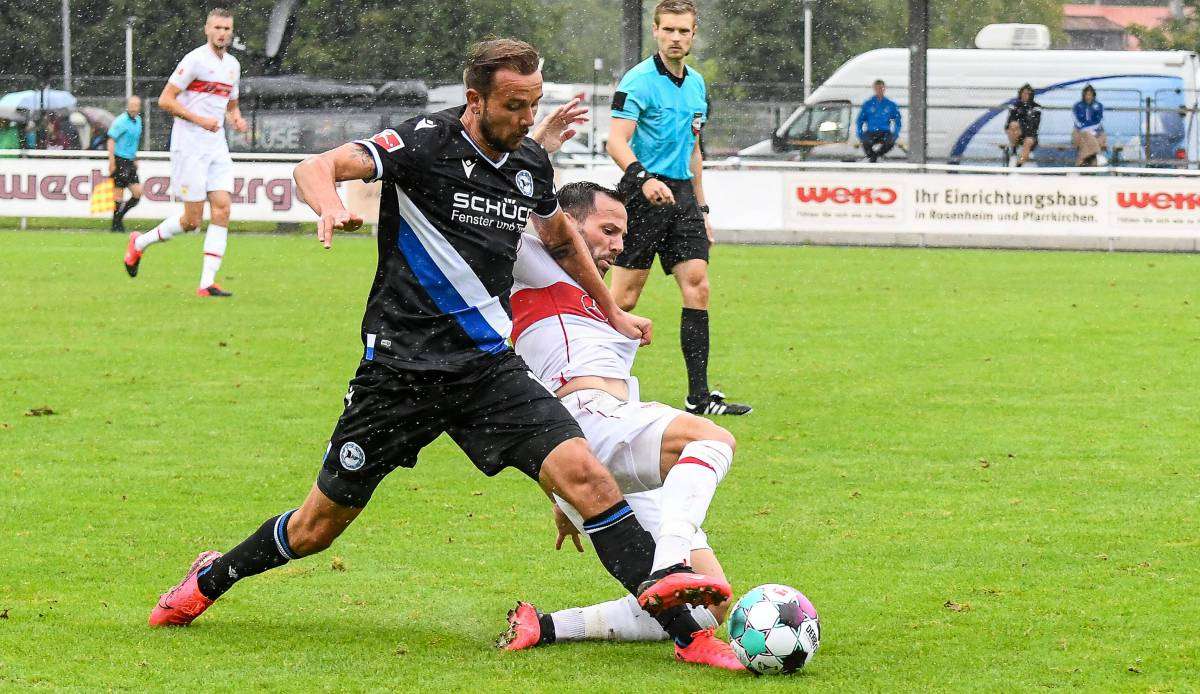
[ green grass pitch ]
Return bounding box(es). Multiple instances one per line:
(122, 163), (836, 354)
(1, 229), (1197, 691)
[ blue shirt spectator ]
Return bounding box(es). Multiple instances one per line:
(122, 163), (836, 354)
(1073, 98), (1103, 132)
(857, 92), (902, 138)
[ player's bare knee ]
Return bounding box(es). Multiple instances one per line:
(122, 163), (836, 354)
(615, 289), (640, 312)
(548, 440), (621, 507)
(179, 215), (201, 232)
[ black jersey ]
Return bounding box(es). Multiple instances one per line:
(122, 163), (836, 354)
(351, 107), (560, 372)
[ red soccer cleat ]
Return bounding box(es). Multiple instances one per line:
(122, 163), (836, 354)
(497, 601), (542, 651)
(636, 565), (732, 615)
(675, 628), (747, 671)
(148, 550), (221, 627)
(124, 232), (142, 277)
(196, 284), (233, 298)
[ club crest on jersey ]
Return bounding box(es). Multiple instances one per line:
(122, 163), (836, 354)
(339, 442), (366, 471)
(692, 112), (704, 135)
(580, 294), (606, 321)
(515, 170), (534, 197)
(415, 118), (437, 131)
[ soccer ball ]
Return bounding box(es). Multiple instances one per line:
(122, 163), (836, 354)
(728, 584), (820, 674)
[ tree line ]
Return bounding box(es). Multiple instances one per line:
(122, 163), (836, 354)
(6, 0), (1069, 94)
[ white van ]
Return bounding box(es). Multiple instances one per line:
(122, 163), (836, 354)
(745, 46), (1200, 165)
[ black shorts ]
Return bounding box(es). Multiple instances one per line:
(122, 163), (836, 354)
(317, 351), (583, 507)
(615, 168), (709, 275)
(112, 156), (139, 188)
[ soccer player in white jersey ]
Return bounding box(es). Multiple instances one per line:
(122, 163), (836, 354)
(497, 180), (743, 671)
(123, 7), (247, 297)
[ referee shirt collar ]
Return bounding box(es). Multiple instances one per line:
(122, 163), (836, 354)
(653, 53), (687, 88)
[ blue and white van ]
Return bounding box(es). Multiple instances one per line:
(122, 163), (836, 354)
(746, 45), (1200, 166)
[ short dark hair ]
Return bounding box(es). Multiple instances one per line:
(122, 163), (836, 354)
(1081, 84), (1096, 99)
(208, 7), (232, 19)
(558, 181), (623, 222)
(873, 79), (885, 87)
(1018, 83), (1035, 99)
(464, 39), (541, 96)
(654, 0), (698, 24)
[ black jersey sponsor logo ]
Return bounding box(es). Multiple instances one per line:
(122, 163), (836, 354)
(451, 192), (532, 231)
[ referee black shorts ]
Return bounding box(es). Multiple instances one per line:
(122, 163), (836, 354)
(316, 351), (583, 508)
(615, 167), (709, 275)
(112, 156), (139, 188)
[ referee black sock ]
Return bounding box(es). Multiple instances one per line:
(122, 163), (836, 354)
(196, 510), (299, 600)
(582, 501), (655, 595)
(655, 605), (704, 647)
(115, 196), (139, 222)
(681, 308), (710, 399)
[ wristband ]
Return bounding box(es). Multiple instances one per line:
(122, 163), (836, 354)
(626, 161), (654, 182)
(699, 204), (710, 214)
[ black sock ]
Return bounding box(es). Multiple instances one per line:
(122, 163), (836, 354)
(112, 202), (123, 225)
(116, 196), (139, 222)
(582, 501), (655, 595)
(537, 613), (557, 645)
(196, 510), (299, 600)
(680, 308), (710, 399)
(655, 605), (704, 647)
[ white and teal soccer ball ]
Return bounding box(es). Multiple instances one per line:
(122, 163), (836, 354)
(728, 584), (820, 675)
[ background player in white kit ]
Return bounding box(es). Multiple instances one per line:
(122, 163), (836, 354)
(123, 7), (247, 297)
(499, 181), (742, 671)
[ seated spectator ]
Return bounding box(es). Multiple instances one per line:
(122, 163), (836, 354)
(856, 79), (901, 163)
(1072, 84), (1106, 166)
(1005, 84), (1041, 167)
(0, 118), (21, 156)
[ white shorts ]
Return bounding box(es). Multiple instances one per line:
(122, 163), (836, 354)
(170, 148), (234, 202)
(554, 389), (710, 551)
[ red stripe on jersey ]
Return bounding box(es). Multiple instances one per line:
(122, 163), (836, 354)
(511, 282), (608, 342)
(186, 80), (233, 97)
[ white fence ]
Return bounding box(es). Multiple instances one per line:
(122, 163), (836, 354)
(4, 150), (1200, 251)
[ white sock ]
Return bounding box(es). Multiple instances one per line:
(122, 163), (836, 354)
(552, 596), (718, 642)
(650, 440), (733, 572)
(136, 215), (183, 252)
(200, 224), (228, 288)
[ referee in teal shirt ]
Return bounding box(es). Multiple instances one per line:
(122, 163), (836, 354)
(107, 96), (144, 232)
(607, 0), (749, 416)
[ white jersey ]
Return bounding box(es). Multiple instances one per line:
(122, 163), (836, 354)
(166, 44), (240, 152)
(511, 234), (639, 392)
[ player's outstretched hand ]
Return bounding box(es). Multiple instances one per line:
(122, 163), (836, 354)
(317, 209), (363, 249)
(553, 505), (584, 552)
(531, 94), (589, 155)
(610, 309), (653, 346)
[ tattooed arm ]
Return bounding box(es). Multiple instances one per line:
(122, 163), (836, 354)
(293, 143), (374, 249)
(532, 210), (653, 344)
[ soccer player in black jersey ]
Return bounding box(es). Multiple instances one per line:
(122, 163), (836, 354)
(148, 39), (731, 641)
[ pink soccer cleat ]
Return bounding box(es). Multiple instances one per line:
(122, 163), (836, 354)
(636, 564), (732, 615)
(196, 284), (233, 298)
(124, 232), (142, 277)
(675, 628), (747, 671)
(148, 551), (221, 627)
(497, 601), (543, 650)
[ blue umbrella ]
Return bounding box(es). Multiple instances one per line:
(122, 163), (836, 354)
(0, 89), (78, 113)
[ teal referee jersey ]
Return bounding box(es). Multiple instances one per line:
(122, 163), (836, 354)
(612, 54), (707, 180)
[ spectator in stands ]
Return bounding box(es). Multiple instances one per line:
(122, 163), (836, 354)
(1072, 84), (1106, 167)
(41, 113), (74, 150)
(856, 79), (902, 162)
(1005, 84), (1041, 167)
(0, 118), (21, 155)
